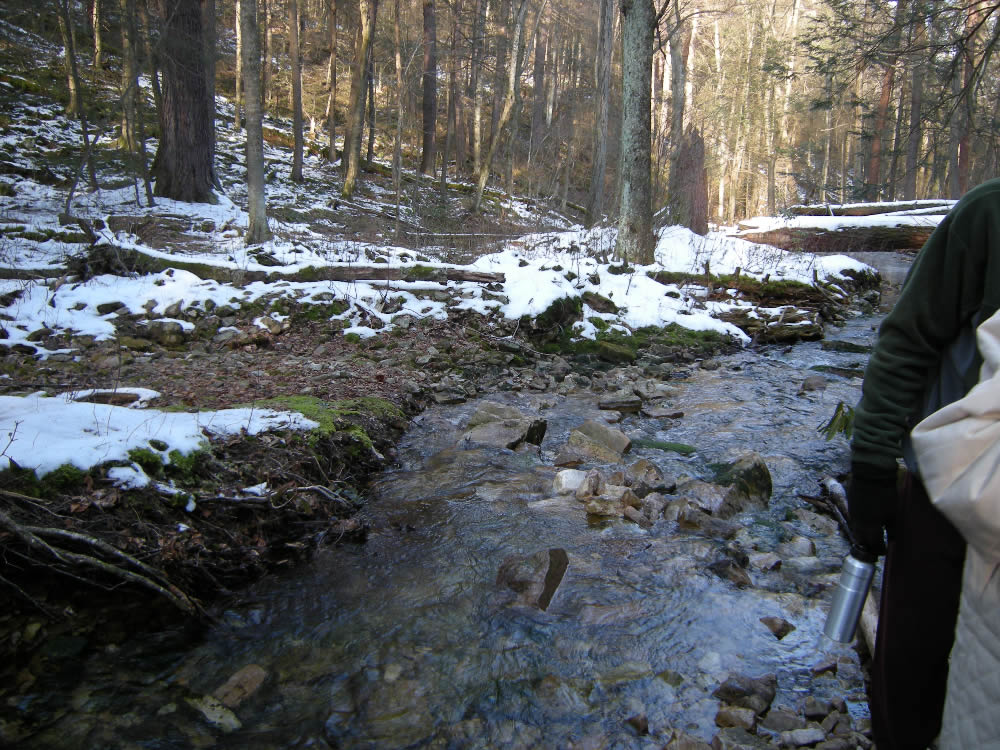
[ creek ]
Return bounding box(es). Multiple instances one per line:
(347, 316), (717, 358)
(9, 253), (908, 749)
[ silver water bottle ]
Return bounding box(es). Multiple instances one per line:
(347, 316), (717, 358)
(823, 546), (876, 643)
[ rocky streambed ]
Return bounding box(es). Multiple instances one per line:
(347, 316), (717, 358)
(2, 309), (883, 749)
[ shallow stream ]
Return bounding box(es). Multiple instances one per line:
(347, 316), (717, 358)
(6, 304), (895, 749)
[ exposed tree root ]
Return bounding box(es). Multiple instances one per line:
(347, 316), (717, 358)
(0, 507), (202, 616)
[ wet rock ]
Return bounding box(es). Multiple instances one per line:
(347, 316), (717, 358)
(594, 340), (636, 363)
(639, 491), (668, 521)
(778, 535), (817, 557)
(669, 501), (740, 538)
(633, 379), (678, 401)
(460, 417), (547, 449)
(711, 673), (777, 716)
(710, 727), (773, 749)
(710, 453), (773, 517)
(798, 375), (828, 394)
(780, 726), (827, 747)
(185, 694), (242, 732)
(708, 559), (752, 588)
(598, 389), (643, 412)
(759, 616), (796, 640)
(603, 484), (641, 508)
(623, 505), (651, 528)
(803, 696), (830, 720)
(214, 664), (268, 709)
(759, 709), (806, 732)
(715, 705), (757, 730)
(364, 678), (434, 746)
(565, 420), (631, 463)
(574, 469), (605, 499)
(640, 404), (685, 419)
(553, 468), (587, 495)
(496, 548), (568, 610)
(674, 480), (728, 516)
(665, 731), (713, 749)
(584, 496), (623, 517)
(625, 713), (649, 735)
(625, 458), (675, 496)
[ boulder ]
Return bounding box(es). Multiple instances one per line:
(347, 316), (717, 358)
(716, 705), (757, 730)
(214, 664), (268, 709)
(466, 401), (527, 428)
(146, 319), (188, 347)
(710, 453), (773, 518)
(553, 469), (588, 495)
(759, 616), (796, 640)
(460, 417), (547, 449)
(625, 458), (675, 496)
(565, 419), (631, 463)
(574, 469), (605, 499)
(711, 673), (777, 716)
(496, 548), (569, 610)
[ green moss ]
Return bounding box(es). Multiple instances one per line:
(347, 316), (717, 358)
(633, 439), (697, 456)
(344, 332), (362, 344)
(166, 448), (208, 481)
(252, 396), (403, 452)
(588, 316), (610, 331)
(405, 264), (439, 280)
(40, 463), (87, 492)
(128, 447), (164, 477)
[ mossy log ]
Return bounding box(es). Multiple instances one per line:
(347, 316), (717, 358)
(70, 244), (505, 285)
(785, 200), (952, 217)
(737, 224), (934, 253)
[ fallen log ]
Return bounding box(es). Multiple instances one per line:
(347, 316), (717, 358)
(736, 224), (934, 253)
(786, 200), (952, 217)
(67, 244), (505, 285)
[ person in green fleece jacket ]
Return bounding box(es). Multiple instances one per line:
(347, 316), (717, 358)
(850, 177), (1000, 749)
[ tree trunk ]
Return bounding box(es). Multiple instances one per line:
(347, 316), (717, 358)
(342, 0), (376, 197)
(151, 0), (215, 203)
(473, 0), (530, 213)
(326, 0), (338, 160)
(616, 0), (655, 264)
(290, 0), (304, 181)
(365, 48), (376, 166)
(233, 0), (243, 130)
(530, 22), (547, 163)
(393, 0), (404, 237)
(586, 0), (613, 227)
(903, 13), (924, 201)
(241, 0), (272, 243)
(121, 0), (154, 204)
(202, 0), (217, 185)
(468, 0), (486, 174)
(56, 0), (98, 192)
(92, 0), (104, 69)
(263, 0), (273, 109)
(420, 0), (438, 175)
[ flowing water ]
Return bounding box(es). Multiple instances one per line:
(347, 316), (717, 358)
(7, 310), (891, 749)
(13, 243), (915, 748)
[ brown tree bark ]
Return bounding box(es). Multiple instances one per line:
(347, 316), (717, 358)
(290, 0), (305, 181)
(151, 0), (215, 203)
(420, 0), (438, 175)
(241, 0), (272, 243)
(342, 0), (377, 197)
(586, 0), (614, 227)
(616, 0), (655, 264)
(326, 0), (338, 160)
(233, 0), (243, 130)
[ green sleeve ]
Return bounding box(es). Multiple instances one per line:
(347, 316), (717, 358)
(851, 197), (996, 468)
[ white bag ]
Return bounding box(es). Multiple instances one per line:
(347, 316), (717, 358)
(911, 308), (1000, 561)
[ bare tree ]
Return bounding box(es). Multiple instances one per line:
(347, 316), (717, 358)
(151, 0), (215, 203)
(290, 0), (305, 181)
(420, 0), (438, 175)
(616, 0), (656, 264)
(242, 0), (272, 243)
(55, 0), (98, 192)
(586, 0), (614, 227)
(342, 0), (377, 197)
